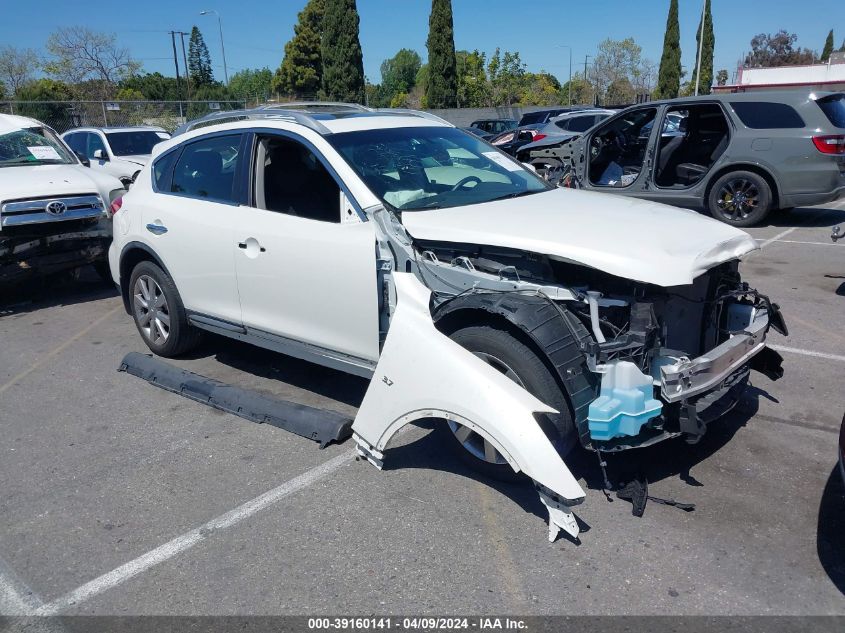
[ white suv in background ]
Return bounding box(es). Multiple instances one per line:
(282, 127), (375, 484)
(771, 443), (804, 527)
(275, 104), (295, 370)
(109, 104), (786, 542)
(62, 126), (170, 188)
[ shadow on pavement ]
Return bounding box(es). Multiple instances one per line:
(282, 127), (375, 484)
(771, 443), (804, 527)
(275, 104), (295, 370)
(817, 465), (845, 596)
(767, 205), (845, 228)
(0, 265), (118, 316)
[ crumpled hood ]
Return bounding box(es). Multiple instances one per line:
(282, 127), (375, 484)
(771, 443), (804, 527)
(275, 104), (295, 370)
(0, 164), (122, 203)
(400, 187), (758, 287)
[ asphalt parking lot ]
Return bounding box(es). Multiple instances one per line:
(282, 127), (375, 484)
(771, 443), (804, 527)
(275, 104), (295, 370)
(2, 202), (845, 617)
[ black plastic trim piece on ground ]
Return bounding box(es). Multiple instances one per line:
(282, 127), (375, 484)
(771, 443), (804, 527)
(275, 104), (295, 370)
(117, 352), (353, 448)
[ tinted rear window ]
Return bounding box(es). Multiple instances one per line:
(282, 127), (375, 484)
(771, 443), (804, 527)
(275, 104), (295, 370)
(816, 94), (845, 128)
(730, 102), (805, 129)
(519, 111), (547, 125)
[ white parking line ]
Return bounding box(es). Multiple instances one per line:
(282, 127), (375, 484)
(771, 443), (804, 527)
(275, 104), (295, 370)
(35, 450), (357, 615)
(761, 239), (840, 246)
(0, 555), (43, 615)
(756, 227), (798, 249)
(769, 344), (845, 363)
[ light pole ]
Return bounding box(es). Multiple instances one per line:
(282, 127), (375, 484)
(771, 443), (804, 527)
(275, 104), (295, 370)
(694, 0), (706, 96)
(556, 45), (573, 106)
(200, 9), (229, 85)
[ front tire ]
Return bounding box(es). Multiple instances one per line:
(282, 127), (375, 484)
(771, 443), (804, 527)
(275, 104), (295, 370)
(439, 324), (575, 481)
(707, 170), (772, 227)
(128, 260), (200, 357)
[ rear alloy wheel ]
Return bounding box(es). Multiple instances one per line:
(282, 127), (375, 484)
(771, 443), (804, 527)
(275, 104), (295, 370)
(441, 325), (575, 481)
(129, 260), (200, 357)
(707, 170), (772, 227)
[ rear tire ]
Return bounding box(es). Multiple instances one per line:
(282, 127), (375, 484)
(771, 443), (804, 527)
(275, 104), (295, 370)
(438, 324), (575, 481)
(707, 170), (772, 227)
(128, 260), (200, 357)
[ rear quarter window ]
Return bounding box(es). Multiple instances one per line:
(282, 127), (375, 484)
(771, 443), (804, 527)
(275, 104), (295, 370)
(152, 149), (178, 190)
(816, 94), (845, 128)
(730, 102), (805, 129)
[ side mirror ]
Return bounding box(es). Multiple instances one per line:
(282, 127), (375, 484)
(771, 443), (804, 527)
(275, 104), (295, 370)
(93, 149), (108, 161)
(75, 151), (90, 167)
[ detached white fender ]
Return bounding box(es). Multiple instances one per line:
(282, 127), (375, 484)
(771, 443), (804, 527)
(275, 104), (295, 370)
(351, 272), (585, 542)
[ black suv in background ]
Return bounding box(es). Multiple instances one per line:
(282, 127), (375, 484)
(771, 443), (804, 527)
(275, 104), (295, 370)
(469, 118), (517, 135)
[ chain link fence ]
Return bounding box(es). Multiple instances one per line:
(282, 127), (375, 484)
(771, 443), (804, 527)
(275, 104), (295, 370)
(0, 100), (248, 134)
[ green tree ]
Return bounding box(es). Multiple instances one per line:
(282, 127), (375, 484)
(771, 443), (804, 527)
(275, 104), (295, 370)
(821, 30), (835, 62)
(716, 69), (728, 86)
(380, 49), (422, 101)
(456, 50), (488, 107)
(487, 49), (525, 106)
(693, 0), (714, 94)
(425, 0), (458, 107)
(119, 72), (180, 100)
(320, 0), (365, 102)
(228, 68), (273, 102)
(273, 0), (324, 98)
(744, 31), (816, 67)
(187, 83), (237, 119)
(188, 26), (214, 86)
(14, 79), (75, 131)
(520, 72), (561, 106)
(560, 73), (593, 105)
(655, 0), (681, 99)
(0, 46), (40, 96)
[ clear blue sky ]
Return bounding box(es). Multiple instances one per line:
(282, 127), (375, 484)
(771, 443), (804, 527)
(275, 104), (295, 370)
(2, 0), (843, 86)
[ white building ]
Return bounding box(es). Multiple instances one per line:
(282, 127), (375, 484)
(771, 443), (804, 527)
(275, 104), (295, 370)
(715, 51), (845, 93)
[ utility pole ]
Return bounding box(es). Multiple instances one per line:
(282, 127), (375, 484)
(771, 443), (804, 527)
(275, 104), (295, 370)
(556, 45), (573, 106)
(584, 55), (593, 105)
(179, 31), (191, 100)
(694, 0), (706, 96)
(169, 31), (183, 119)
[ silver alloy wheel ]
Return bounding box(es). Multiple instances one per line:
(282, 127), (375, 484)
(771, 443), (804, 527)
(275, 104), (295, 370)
(447, 351), (525, 465)
(133, 274), (171, 345)
(717, 178), (760, 221)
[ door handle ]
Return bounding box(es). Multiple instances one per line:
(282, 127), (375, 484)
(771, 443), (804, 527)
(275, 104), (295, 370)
(238, 239), (266, 253)
(146, 223), (168, 235)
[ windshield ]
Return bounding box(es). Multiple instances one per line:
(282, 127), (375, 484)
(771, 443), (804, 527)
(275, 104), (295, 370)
(328, 126), (549, 211)
(0, 126), (75, 167)
(106, 130), (169, 156)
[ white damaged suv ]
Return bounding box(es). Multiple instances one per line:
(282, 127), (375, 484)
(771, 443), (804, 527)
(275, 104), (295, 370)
(109, 104), (787, 542)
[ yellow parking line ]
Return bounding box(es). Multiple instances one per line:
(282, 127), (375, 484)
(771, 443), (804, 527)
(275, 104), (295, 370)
(0, 304), (122, 396)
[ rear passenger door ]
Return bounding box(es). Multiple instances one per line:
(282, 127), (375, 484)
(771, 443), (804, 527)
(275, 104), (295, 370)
(142, 133), (245, 326)
(234, 131), (380, 367)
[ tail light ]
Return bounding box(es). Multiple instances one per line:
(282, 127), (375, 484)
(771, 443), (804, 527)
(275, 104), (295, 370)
(109, 196), (123, 216)
(812, 135), (845, 155)
(532, 133), (547, 141)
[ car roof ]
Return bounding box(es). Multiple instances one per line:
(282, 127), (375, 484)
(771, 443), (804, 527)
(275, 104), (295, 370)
(63, 125), (168, 134)
(638, 90), (844, 107)
(0, 112), (45, 131)
(172, 103), (453, 137)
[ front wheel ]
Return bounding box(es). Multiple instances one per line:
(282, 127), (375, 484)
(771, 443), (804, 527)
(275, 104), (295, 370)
(128, 260), (200, 357)
(707, 170), (772, 227)
(439, 324), (575, 481)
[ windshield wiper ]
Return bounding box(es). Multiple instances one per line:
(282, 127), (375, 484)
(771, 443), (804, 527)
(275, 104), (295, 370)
(487, 190), (539, 203)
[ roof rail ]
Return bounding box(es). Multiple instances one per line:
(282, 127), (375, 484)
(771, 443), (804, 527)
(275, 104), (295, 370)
(172, 108), (334, 137)
(259, 101), (371, 112)
(375, 108), (453, 126)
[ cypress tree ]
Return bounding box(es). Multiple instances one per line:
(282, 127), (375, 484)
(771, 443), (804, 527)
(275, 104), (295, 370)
(188, 26), (214, 86)
(273, 0), (324, 98)
(320, 0), (365, 103)
(655, 0), (681, 99)
(821, 29), (834, 62)
(425, 0), (458, 108)
(693, 0), (714, 94)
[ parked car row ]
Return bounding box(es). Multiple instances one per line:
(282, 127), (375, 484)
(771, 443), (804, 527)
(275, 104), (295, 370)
(0, 116), (169, 285)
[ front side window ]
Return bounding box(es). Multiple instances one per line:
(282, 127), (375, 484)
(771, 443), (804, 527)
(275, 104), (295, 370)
(328, 126), (548, 211)
(64, 132), (84, 155)
(171, 134), (241, 202)
(106, 131), (169, 156)
(730, 102), (805, 129)
(0, 126), (75, 167)
(87, 133), (107, 158)
(253, 135), (341, 223)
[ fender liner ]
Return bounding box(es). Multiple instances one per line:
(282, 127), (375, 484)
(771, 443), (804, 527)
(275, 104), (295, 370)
(433, 292), (599, 449)
(351, 273), (586, 508)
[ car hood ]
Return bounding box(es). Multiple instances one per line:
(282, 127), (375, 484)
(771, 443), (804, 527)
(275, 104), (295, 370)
(520, 132), (581, 153)
(115, 155), (148, 166)
(400, 188), (758, 287)
(0, 164), (123, 202)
